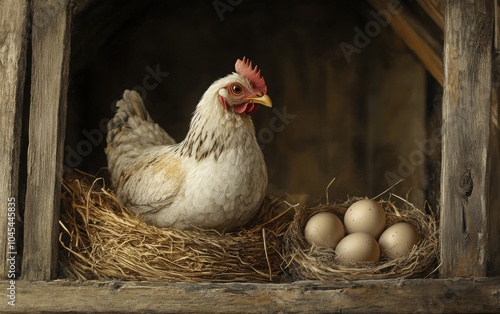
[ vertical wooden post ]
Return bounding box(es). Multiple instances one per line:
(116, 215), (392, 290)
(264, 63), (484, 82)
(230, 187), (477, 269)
(440, 0), (493, 277)
(0, 0), (29, 279)
(22, 0), (71, 280)
(490, 0), (500, 276)
(489, 74), (500, 276)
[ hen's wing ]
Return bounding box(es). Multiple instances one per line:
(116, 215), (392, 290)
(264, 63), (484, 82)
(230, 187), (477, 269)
(105, 90), (184, 216)
(114, 147), (186, 216)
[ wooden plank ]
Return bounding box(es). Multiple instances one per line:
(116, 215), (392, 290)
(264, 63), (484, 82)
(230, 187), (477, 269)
(440, 0), (493, 277)
(22, 0), (71, 280)
(0, 0), (29, 279)
(367, 0), (444, 85)
(490, 57), (500, 275)
(0, 278), (499, 313)
(416, 0), (444, 30)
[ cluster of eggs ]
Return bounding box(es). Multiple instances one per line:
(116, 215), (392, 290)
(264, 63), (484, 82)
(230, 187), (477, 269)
(304, 199), (420, 263)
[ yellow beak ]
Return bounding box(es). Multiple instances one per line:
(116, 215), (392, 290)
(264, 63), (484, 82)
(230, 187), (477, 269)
(244, 94), (272, 108)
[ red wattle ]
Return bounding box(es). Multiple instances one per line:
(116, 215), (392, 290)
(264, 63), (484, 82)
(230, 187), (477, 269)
(246, 103), (259, 114)
(234, 103), (248, 114)
(233, 102), (260, 115)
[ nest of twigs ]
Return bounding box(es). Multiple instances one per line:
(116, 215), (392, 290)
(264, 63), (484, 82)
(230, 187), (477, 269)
(283, 196), (439, 281)
(59, 171), (291, 283)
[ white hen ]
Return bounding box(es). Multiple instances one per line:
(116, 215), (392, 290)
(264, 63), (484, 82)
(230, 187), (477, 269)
(105, 58), (272, 230)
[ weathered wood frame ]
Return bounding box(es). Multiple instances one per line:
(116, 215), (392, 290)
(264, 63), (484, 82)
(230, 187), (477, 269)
(22, 0), (71, 281)
(3, 278), (500, 313)
(0, 0), (499, 312)
(0, 0), (29, 279)
(440, 0), (493, 278)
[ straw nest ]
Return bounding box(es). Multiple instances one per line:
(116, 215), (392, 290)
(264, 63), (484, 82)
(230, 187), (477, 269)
(283, 196), (439, 281)
(59, 171), (291, 283)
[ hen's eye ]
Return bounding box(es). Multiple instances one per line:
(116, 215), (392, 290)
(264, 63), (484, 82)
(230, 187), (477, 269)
(230, 84), (243, 95)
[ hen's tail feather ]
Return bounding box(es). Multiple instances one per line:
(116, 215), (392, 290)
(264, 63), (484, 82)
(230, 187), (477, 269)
(128, 89), (153, 122)
(108, 90), (150, 142)
(106, 89), (176, 155)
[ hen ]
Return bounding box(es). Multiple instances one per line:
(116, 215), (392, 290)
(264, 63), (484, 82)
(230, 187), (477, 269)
(105, 57), (272, 230)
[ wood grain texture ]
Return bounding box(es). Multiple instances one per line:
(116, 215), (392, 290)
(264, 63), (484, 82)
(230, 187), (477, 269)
(0, 278), (498, 313)
(367, 0), (444, 85)
(441, 0), (493, 277)
(0, 0), (29, 279)
(22, 0), (71, 280)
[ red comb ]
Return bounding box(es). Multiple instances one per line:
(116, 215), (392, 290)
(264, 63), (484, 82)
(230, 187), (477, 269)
(235, 57), (267, 94)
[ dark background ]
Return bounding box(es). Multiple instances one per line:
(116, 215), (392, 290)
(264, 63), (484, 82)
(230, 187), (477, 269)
(66, 0), (441, 207)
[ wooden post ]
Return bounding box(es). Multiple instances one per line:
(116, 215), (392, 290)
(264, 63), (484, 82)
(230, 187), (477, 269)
(440, 0), (493, 277)
(0, 0), (29, 279)
(490, 72), (500, 276)
(22, 0), (71, 280)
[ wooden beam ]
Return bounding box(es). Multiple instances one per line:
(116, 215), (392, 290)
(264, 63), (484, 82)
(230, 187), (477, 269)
(22, 0), (71, 280)
(440, 0), (493, 277)
(0, 0), (29, 279)
(0, 278), (499, 313)
(367, 0), (444, 85)
(416, 0), (444, 30)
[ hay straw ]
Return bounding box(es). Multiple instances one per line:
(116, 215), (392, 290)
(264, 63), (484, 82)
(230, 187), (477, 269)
(283, 196), (439, 281)
(59, 171), (291, 283)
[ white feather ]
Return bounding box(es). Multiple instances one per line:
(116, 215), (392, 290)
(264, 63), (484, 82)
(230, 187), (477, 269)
(106, 73), (268, 230)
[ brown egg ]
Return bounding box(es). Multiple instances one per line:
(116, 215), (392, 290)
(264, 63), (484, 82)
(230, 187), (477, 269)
(343, 199), (386, 239)
(378, 222), (421, 259)
(304, 212), (345, 249)
(335, 232), (380, 263)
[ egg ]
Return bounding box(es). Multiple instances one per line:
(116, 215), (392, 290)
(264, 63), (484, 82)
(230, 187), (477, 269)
(343, 199), (386, 239)
(378, 222), (420, 259)
(304, 212), (345, 249)
(335, 232), (380, 262)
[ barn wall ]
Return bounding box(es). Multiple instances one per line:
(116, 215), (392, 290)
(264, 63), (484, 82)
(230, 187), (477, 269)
(66, 0), (429, 207)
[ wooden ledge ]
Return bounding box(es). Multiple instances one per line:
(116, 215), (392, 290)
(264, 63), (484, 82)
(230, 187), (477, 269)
(1, 278), (499, 313)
